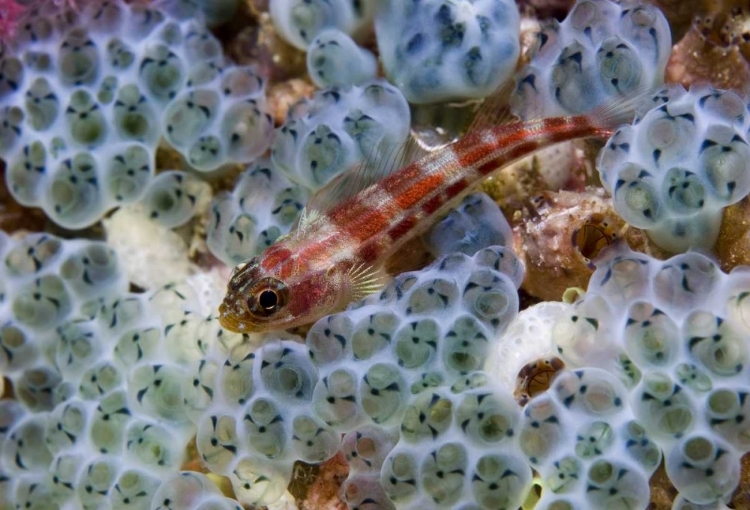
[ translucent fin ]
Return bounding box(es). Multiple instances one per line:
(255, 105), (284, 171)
(348, 261), (388, 302)
(587, 85), (655, 131)
(411, 99), (481, 151)
(292, 207), (323, 236)
(465, 80), (518, 135)
(296, 138), (423, 232)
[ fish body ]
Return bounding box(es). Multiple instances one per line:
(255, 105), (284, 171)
(219, 98), (639, 333)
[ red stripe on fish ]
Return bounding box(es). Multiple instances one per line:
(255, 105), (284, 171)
(445, 179), (470, 198)
(355, 241), (382, 264)
(392, 173), (447, 211)
(344, 207), (392, 242)
(388, 215), (418, 242)
(259, 245), (293, 273)
(422, 194), (444, 215)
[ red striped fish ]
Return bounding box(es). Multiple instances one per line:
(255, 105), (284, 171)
(219, 90), (644, 333)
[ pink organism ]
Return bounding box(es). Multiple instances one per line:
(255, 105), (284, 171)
(0, 0), (26, 44)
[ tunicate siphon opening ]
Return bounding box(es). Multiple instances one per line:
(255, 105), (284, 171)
(708, 389), (739, 416)
(391, 452), (415, 478)
(548, 501), (574, 510)
(588, 459), (614, 485)
(150, 189), (176, 214)
(275, 366), (302, 397)
(582, 380), (619, 414)
(1, 324), (26, 348)
(475, 291), (509, 318)
(357, 437), (377, 458)
(683, 436), (713, 464)
(480, 414), (511, 443)
(659, 407), (693, 437)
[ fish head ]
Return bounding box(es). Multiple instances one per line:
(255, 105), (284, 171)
(219, 244), (346, 333)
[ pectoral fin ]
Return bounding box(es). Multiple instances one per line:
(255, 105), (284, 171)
(347, 262), (389, 302)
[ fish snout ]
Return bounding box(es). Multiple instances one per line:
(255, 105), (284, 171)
(218, 292), (255, 333)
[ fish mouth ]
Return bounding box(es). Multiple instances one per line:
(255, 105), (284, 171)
(217, 301), (265, 333)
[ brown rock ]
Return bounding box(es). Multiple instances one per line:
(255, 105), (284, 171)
(0, 161), (46, 234)
(666, 23), (750, 95)
(513, 188), (667, 301)
(267, 78), (316, 126)
(297, 454), (349, 510)
(716, 196), (750, 272)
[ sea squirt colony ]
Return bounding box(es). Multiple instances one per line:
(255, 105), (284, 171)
(1, 0), (750, 509)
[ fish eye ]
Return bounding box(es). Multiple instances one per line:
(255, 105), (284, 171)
(247, 277), (288, 317)
(258, 289), (278, 310)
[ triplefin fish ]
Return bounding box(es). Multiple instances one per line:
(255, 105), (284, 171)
(219, 89), (646, 333)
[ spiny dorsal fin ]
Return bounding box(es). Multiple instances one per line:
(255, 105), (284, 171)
(296, 138), (424, 233)
(294, 207), (323, 235)
(465, 80), (518, 136)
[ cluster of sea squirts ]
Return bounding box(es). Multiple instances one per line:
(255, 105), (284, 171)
(2, 0), (750, 509)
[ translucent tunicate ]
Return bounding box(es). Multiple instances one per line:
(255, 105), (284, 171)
(128, 363), (189, 423)
(105, 144), (154, 203)
(90, 390), (131, 455)
(400, 391), (453, 442)
(141, 171), (201, 228)
(111, 470), (161, 510)
(312, 367), (360, 428)
(163, 89), (220, 148)
(12, 275), (72, 330)
(359, 363), (406, 425)
(58, 28), (100, 86)
(259, 341), (317, 402)
(65, 90), (107, 148)
(666, 435), (740, 505)
(24, 77), (59, 131)
(290, 414), (339, 463)
(393, 319), (440, 369)
(230, 457), (291, 507)
(470, 452), (532, 510)
(443, 315), (490, 376)
(197, 414), (240, 473)
(139, 44), (185, 102)
(634, 372), (694, 439)
(421, 442), (468, 505)
(113, 84), (159, 143)
(7, 141), (48, 205)
(306, 28), (376, 88)
(243, 397), (287, 458)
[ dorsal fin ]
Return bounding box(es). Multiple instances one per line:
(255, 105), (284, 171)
(465, 79), (518, 136)
(296, 138), (423, 233)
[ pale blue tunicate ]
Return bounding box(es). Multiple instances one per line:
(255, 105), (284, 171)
(376, 0), (520, 104)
